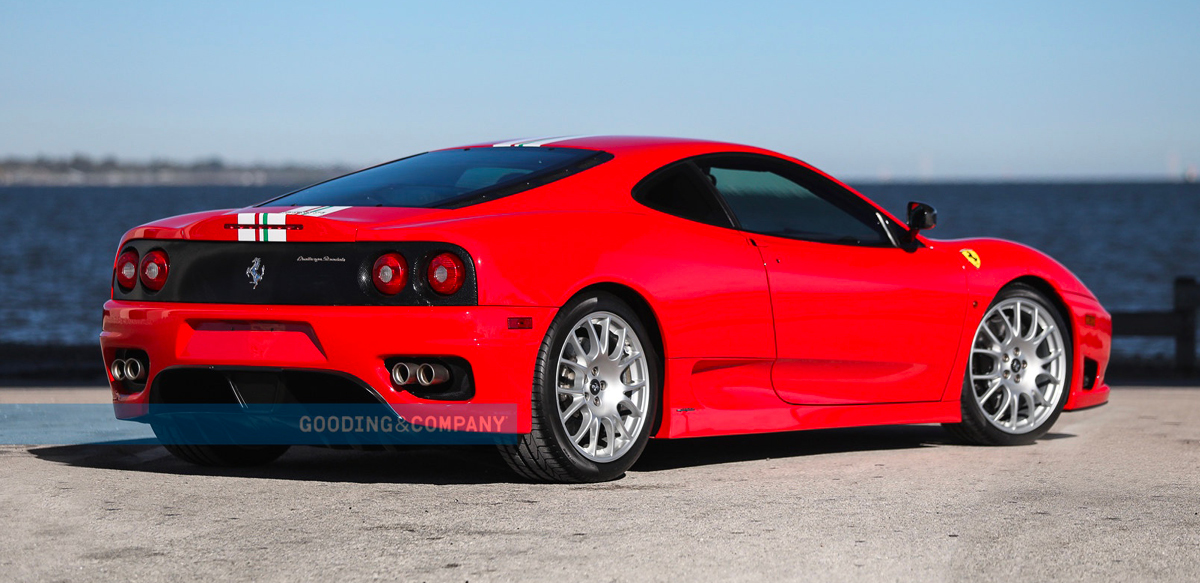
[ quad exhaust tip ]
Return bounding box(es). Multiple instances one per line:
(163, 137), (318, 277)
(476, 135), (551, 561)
(391, 361), (451, 388)
(124, 358), (144, 381)
(390, 362), (419, 386)
(417, 363), (450, 386)
(111, 357), (147, 382)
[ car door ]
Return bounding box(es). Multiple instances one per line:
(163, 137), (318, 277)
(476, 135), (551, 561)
(697, 154), (969, 405)
(630, 160), (777, 361)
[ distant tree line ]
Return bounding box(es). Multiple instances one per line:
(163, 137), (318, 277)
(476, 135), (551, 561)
(0, 154), (353, 186)
(0, 154), (340, 173)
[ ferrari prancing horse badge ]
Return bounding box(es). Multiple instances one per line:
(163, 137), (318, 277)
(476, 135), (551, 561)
(960, 249), (981, 269)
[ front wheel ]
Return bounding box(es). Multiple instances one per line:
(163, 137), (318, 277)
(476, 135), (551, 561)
(500, 292), (659, 482)
(944, 284), (1072, 446)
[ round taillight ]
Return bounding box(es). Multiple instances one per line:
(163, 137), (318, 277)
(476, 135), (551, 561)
(372, 253), (408, 295)
(139, 250), (170, 291)
(427, 252), (465, 295)
(116, 250), (139, 291)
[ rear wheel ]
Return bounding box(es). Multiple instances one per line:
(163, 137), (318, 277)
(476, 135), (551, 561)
(500, 292), (659, 482)
(945, 284), (1071, 445)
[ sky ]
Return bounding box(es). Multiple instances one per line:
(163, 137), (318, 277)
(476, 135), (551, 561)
(1, 0), (1197, 180)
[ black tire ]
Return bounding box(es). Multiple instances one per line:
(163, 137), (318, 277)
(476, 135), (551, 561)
(499, 291), (660, 483)
(152, 422), (290, 467)
(944, 283), (1072, 446)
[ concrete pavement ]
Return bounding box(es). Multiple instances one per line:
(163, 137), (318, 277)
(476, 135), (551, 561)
(0, 386), (1197, 581)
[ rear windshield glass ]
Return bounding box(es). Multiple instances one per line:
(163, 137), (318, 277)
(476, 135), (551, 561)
(263, 147), (608, 209)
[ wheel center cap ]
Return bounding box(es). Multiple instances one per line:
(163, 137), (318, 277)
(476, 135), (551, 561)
(589, 380), (602, 395)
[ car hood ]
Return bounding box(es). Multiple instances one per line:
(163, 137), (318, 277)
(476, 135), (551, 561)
(931, 236), (1098, 299)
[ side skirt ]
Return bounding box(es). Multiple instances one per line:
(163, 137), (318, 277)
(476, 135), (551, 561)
(660, 399), (961, 439)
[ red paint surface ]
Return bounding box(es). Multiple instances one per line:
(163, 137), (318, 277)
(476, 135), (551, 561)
(102, 136), (1110, 438)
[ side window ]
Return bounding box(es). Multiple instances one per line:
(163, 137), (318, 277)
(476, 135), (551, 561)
(700, 158), (890, 246)
(633, 164), (733, 228)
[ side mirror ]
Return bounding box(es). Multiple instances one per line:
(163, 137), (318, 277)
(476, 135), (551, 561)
(905, 201), (937, 241)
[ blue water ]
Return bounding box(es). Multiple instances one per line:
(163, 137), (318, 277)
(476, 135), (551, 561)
(1, 183), (1197, 357)
(0, 186), (285, 345)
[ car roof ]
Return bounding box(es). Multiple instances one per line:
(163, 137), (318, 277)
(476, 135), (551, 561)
(452, 135), (768, 158)
(445, 134), (880, 210)
(433, 135), (887, 223)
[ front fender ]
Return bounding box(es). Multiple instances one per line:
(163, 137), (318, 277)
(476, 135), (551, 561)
(934, 237), (1111, 409)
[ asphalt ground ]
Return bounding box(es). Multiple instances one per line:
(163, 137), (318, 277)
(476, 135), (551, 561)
(1, 386), (1197, 582)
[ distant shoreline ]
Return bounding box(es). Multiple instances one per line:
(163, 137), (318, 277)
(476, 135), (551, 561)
(0, 156), (351, 187)
(2, 156), (1196, 187)
(0, 168), (348, 187)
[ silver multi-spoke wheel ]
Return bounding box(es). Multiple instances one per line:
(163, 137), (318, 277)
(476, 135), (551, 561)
(969, 296), (1067, 434)
(500, 292), (659, 482)
(555, 311), (650, 462)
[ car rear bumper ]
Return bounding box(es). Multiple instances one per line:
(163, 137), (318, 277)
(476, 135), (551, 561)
(100, 300), (554, 432)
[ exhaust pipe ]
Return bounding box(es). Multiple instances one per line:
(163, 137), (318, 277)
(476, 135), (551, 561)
(417, 363), (450, 386)
(111, 356), (148, 383)
(391, 362), (419, 386)
(110, 359), (126, 381)
(123, 358), (145, 381)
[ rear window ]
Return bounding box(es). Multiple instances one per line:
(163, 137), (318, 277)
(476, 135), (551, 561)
(265, 147), (609, 209)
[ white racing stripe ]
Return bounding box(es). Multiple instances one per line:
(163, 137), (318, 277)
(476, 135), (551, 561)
(233, 206), (351, 242)
(264, 212), (286, 242)
(235, 212), (288, 242)
(491, 137), (539, 147)
(288, 205), (350, 217)
(490, 135), (598, 148)
(517, 135), (596, 147)
(511, 135), (570, 147)
(236, 212), (257, 241)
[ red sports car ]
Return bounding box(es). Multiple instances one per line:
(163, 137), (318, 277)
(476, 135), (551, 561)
(101, 135), (1111, 482)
